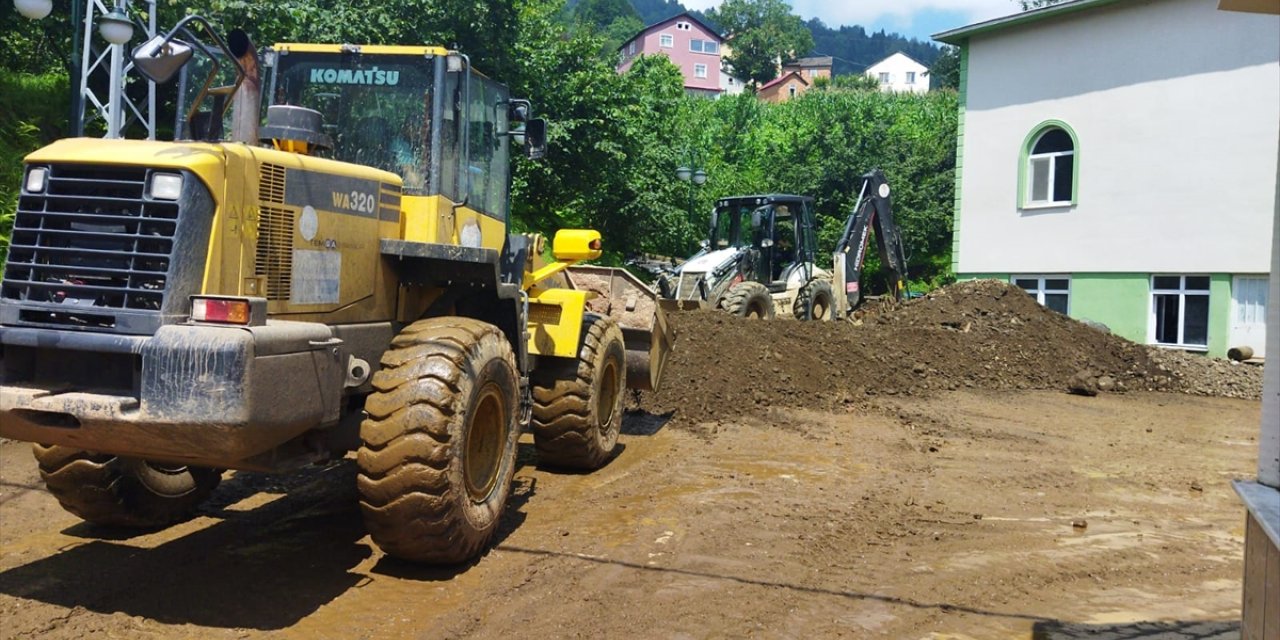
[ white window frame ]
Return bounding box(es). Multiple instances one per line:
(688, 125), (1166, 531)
(1150, 275), (1211, 350)
(659, 33), (673, 48)
(628, 42), (636, 55)
(1012, 275), (1071, 315)
(693, 63), (708, 79)
(677, 21), (690, 31)
(1026, 131), (1075, 207)
(878, 72), (890, 83)
(905, 71), (916, 85)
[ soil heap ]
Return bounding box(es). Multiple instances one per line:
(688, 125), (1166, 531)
(636, 280), (1263, 424)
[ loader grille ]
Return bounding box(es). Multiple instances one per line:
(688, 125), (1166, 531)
(0, 163), (212, 334)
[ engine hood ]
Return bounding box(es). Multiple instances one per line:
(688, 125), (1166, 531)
(676, 247), (741, 274)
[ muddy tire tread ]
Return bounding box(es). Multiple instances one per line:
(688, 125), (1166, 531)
(530, 314), (625, 470)
(357, 317), (518, 564)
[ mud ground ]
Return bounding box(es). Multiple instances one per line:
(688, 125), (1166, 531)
(0, 389), (1260, 639)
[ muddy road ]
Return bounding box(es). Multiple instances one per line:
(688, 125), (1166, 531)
(0, 389), (1259, 639)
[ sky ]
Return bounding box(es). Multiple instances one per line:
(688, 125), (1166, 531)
(680, 0), (1023, 41)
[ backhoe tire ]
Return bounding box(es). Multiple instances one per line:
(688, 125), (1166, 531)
(531, 314), (626, 471)
(33, 444), (221, 528)
(720, 281), (775, 319)
(358, 317), (520, 564)
(794, 279), (835, 321)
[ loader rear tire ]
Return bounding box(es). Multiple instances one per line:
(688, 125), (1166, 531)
(531, 314), (626, 470)
(794, 279), (835, 321)
(721, 281), (774, 319)
(357, 317), (520, 564)
(33, 444), (221, 528)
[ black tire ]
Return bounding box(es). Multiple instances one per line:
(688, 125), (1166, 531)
(794, 279), (835, 321)
(33, 444), (221, 528)
(531, 314), (626, 470)
(357, 317), (520, 564)
(720, 281), (775, 319)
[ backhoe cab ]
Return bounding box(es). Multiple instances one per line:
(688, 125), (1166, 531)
(0, 18), (670, 565)
(653, 170), (908, 321)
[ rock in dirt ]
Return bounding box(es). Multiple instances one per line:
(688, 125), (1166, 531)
(1068, 371), (1100, 397)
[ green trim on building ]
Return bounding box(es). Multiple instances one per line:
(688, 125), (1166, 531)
(1017, 120), (1081, 209)
(1208, 274), (1232, 358)
(933, 0), (1129, 45)
(951, 45), (969, 275)
(1069, 274), (1149, 345)
(959, 272), (1239, 358)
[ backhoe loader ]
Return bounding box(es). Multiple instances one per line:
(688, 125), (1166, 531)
(651, 171), (908, 320)
(0, 17), (672, 564)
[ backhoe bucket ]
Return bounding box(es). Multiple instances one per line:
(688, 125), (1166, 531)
(565, 266), (675, 392)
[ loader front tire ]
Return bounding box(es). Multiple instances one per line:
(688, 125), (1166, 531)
(721, 281), (775, 319)
(531, 314), (626, 470)
(33, 444), (221, 528)
(794, 279), (835, 321)
(358, 317), (520, 564)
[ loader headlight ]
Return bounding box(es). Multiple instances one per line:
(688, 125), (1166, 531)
(149, 173), (183, 200)
(25, 167), (48, 193)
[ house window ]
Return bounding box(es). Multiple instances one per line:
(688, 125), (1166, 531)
(1025, 126), (1075, 206)
(1013, 276), (1070, 314)
(694, 63), (707, 78)
(659, 34), (673, 48)
(628, 42), (636, 55)
(690, 39), (719, 54)
(788, 85), (797, 97)
(1152, 275), (1211, 348)
(677, 22), (690, 30)
(878, 72), (890, 83)
(905, 71), (916, 84)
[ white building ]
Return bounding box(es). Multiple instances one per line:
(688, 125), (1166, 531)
(934, 0), (1278, 359)
(863, 52), (929, 93)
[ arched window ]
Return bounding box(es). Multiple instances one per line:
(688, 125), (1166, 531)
(1021, 122), (1078, 207)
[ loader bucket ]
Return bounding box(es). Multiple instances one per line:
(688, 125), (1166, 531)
(658, 298), (709, 312)
(565, 265), (675, 392)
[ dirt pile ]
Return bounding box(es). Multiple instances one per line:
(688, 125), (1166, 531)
(636, 280), (1262, 424)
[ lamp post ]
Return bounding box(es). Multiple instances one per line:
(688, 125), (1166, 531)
(12, 0), (156, 139)
(675, 150), (708, 223)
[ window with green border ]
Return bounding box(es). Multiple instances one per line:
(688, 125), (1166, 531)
(1018, 120), (1079, 209)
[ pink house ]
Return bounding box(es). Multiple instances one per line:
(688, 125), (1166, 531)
(617, 12), (723, 97)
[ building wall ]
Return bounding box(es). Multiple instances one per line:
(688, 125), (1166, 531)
(955, 0), (1279, 276)
(864, 53), (928, 93)
(617, 17), (721, 92)
(758, 75), (808, 102)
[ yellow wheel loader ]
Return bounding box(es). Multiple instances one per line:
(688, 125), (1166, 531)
(0, 17), (672, 564)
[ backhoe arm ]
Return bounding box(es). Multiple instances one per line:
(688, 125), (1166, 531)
(834, 169), (910, 311)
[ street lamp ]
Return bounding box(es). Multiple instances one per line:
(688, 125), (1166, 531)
(13, 0), (53, 19)
(10, 0), (156, 139)
(675, 151), (708, 223)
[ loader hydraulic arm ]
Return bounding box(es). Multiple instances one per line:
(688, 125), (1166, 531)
(834, 169), (909, 309)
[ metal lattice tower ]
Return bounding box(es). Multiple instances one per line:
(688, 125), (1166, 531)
(73, 0), (157, 139)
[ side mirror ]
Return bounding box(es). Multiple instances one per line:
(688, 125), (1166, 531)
(524, 118), (547, 160)
(132, 35), (194, 84)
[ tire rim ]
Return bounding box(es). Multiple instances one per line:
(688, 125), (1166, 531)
(465, 382), (506, 503)
(597, 355), (620, 437)
(815, 296), (830, 320)
(127, 459), (197, 498)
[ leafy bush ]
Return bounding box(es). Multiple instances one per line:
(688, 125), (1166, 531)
(0, 72), (70, 267)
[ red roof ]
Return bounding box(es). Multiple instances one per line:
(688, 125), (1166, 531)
(759, 70), (809, 92)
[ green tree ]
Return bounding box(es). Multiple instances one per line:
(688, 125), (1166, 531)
(574, 0), (640, 30)
(832, 73), (881, 91)
(708, 0), (814, 87)
(929, 45), (960, 90)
